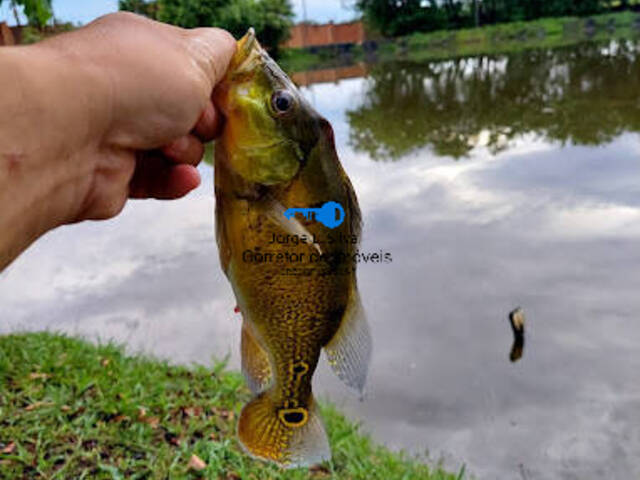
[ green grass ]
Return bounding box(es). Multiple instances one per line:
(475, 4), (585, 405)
(280, 11), (640, 72)
(405, 10), (638, 61)
(0, 333), (464, 479)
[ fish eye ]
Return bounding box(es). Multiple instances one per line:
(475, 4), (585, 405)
(271, 90), (295, 114)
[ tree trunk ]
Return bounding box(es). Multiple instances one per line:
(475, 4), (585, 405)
(10, 0), (21, 27)
(474, 0), (480, 27)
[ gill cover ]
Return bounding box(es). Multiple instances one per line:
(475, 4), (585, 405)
(215, 28), (304, 185)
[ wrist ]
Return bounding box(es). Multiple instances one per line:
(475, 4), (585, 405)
(0, 44), (111, 269)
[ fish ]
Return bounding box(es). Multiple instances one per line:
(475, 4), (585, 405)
(212, 28), (372, 468)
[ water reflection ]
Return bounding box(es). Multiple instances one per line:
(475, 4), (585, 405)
(291, 63), (369, 87)
(348, 39), (640, 159)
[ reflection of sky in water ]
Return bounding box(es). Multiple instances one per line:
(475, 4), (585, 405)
(3, 59), (640, 478)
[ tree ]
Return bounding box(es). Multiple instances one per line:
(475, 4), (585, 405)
(473, 0), (479, 27)
(120, 0), (293, 53)
(356, 0), (474, 37)
(253, 0), (294, 55)
(155, 0), (227, 28)
(356, 0), (607, 37)
(118, 0), (158, 19)
(1, 0), (52, 28)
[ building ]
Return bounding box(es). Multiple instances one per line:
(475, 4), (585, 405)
(283, 21), (366, 49)
(0, 22), (15, 46)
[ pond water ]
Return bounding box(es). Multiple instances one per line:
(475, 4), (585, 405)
(3, 39), (640, 479)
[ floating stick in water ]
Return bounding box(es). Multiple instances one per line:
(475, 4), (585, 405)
(508, 307), (525, 362)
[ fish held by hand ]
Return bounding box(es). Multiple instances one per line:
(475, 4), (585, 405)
(213, 28), (372, 468)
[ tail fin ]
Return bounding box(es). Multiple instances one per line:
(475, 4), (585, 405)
(237, 392), (330, 468)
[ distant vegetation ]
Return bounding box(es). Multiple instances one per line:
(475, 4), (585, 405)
(119, 0), (294, 53)
(404, 10), (639, 59)
(279, 11), (640, 72)
(0, 0), (76, 44)
(356, 0), (640, 37)
(0, 0), (52, 28)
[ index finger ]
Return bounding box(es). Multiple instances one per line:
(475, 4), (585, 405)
(185, 28), (236, 88)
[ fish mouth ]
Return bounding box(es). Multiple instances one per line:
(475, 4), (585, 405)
(237, 27), (257, 60)
(233, 27), (265, 75)
(214, 27), (263, 112)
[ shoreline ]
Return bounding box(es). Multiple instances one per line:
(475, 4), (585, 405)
(280, 11), (640, 72)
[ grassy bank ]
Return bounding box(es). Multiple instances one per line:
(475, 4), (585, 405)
(280, 10), (639, 72)
(0, 333), (463, 479)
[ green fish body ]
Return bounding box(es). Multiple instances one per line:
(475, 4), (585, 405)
(213, 29), (371, 467)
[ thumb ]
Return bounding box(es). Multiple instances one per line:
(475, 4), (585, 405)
(185, 28), (237, 88)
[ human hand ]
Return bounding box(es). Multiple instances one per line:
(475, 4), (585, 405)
(42, 12), (235, 219)
(0, 12), (235, 270)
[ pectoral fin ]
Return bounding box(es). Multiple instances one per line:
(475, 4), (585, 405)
(241, 320), (272, 394)
(324, 291), (372, 395)
(263, 195), (322, 255)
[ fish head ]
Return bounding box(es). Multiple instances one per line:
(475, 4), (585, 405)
(214, 28), (324, 186)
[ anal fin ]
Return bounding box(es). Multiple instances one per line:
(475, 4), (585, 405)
(324, 291), (372, 395)
(241, 320), (272, 394)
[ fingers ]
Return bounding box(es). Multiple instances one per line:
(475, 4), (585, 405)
(193, 101), (223, 142)
(129, 151), (201, 200)
(92, 20), (233, 202)
(130, 111), (220, 201)
(162, 134), (204, 165)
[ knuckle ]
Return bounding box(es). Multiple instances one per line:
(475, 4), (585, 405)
(101, 195), (127, 219)
(186, 28), (235, 83)
(93, 11), (130, 25)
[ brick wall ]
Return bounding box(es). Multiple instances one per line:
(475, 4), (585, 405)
(0, 22), (15, 46)
(284, 21), (365, 48)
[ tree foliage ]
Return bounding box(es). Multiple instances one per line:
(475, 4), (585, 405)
(22, 0), (51, 27)
(118, 0), (157, 18)
(118, 0), (293, 53)
(356, 0), (612, 36)
(1, 0), (52, 28)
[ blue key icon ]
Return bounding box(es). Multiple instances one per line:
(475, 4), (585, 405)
(284, 201), (345, 229)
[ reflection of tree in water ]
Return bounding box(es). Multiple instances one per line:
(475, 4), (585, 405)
(347, 40), (640, 160)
